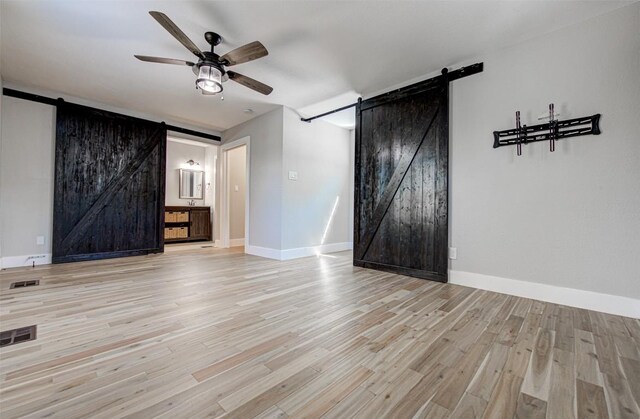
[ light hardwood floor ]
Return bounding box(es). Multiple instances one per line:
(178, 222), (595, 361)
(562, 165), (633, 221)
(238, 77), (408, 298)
(0, 249), (638, 418)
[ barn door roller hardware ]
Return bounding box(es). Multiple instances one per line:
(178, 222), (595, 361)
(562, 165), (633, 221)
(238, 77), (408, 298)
(2, 88), (221, 142)
(300, 102), (361, 123)
(301, 62), (483, 123)
(493, 104), (601, 156)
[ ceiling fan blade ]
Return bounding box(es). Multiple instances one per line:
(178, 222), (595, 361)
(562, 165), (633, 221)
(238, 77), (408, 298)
(227, 71), (273, 95)
(135, 55), (195, 66)
(220, 41), (268, 66)
(149, 11), (204, 59)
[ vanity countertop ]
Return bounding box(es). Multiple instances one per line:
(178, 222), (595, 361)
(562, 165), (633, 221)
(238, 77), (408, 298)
(165, 205), (210, 210)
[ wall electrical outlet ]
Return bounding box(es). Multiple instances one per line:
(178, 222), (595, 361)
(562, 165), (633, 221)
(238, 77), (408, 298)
(449, 247), (457, 260)
(36, 236), (45, 245)
(288, 171), (298, 181)
(234, 185), (239, 192)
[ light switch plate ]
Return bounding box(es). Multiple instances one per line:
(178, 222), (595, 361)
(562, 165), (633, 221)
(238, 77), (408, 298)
(449, 247), (457, 260)
(36, 236), (45, 245)
(234, 185), (239, 192)
(288, 171), (298, 181)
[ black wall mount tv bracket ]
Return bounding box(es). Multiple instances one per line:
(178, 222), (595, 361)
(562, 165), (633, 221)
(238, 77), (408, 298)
(493, 104), (601, 156)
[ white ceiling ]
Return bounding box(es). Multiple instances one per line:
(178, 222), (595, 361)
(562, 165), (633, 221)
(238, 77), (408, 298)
(0, 1), (631, 132)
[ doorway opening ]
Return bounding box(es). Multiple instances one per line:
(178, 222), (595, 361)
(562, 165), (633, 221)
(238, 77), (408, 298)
(220, 137), (250, 250)
(164, 136), (217, 250)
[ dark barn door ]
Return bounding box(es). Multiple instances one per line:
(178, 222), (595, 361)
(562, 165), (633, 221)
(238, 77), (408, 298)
(354, 77), (449, 282)
(53, 102), (167, 263)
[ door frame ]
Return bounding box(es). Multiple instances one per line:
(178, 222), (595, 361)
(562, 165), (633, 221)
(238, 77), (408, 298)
(220, 136), (250, 249)
(165, 135), (218, 246)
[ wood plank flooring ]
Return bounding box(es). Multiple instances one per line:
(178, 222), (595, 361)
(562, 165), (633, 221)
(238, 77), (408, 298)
(0, 248), (638, 418)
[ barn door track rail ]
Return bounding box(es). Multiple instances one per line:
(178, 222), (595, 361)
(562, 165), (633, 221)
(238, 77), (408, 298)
(301, 62), (483, 123)
(493, 104), (600, 156)
(2, 88), (221, 142)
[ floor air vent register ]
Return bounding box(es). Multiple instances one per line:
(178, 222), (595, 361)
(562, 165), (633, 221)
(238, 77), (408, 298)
(0, 325), (37, 347)
(10, 280), (40, 289)
(2, 282), (40, 347)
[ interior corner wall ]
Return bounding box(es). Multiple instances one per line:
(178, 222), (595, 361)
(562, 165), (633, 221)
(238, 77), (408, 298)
(449, 3), (640, 300)
(165, 140), (206, 206)
(281, 107), (352, 251)
(221, 107), (284, 250)
(221, 106), (353, 258)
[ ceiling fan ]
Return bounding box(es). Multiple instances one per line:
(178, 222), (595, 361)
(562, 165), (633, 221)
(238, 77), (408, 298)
(135, 11), (272, 96)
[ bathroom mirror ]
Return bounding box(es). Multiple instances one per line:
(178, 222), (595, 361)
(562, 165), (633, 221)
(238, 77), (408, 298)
(179, 169), (204, 200)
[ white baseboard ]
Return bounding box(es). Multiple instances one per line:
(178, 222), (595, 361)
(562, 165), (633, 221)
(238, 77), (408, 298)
(246, 245), (282, 260)
(229, 238), (246, 247)
(449, 270), (640, 318)
(246, 242), (353, 261)
(1, 253), (52, 269)
(280, 242), (353, 261)
(214, 240), (222, 248)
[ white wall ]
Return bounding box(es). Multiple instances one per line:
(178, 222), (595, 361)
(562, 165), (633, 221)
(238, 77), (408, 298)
(281, 107), (352, 250)
(165, 140), (206, 206)
(221, 107), (283, 250)
(227, 145), (246, 241)
(0, 7), (2, 261)
(0, 76), (3, 262)
(221, 106), (353, 258)
(0, 97), (55, 266)
(447, 4), (640, 301)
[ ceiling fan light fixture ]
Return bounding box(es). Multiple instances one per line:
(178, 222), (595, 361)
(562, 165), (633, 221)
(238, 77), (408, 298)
(196, 65), (223, 94)
(137, 12), (272, 96)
